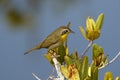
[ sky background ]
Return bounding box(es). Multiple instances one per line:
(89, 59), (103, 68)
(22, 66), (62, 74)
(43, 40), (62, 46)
(0, 0), (120, 80)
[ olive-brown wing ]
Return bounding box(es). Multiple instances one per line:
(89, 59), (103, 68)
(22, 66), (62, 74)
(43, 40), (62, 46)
(40, 34), (60, 49)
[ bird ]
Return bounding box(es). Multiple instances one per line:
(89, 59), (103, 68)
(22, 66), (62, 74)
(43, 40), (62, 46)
(24, 22), (74, 55)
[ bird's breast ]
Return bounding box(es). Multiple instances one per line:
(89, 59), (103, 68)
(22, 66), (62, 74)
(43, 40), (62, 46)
(61, 34), (68, 42)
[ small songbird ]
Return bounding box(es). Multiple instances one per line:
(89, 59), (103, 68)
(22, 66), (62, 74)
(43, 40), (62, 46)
(24, 22), (74, 55)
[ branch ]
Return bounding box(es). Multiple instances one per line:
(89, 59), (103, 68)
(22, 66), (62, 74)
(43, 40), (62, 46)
(81, 41), (93, 58)
(46, 69), (55, 80)
(51, 53), (64, 80)
(32, 53), (64, 80)
(99, 51), (120, 69)
(32, 73), (41, 80)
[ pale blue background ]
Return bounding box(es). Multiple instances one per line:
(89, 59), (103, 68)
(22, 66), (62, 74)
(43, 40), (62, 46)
(0, 0), (120, 80)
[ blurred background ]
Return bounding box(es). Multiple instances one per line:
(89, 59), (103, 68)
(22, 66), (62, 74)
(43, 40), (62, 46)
(0, 0), (120, 80)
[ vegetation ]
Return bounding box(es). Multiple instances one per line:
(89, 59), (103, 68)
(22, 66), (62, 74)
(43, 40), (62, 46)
(44, 13), (120, 80)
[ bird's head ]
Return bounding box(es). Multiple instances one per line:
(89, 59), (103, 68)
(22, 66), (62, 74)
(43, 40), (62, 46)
(59, 22), (74, 41)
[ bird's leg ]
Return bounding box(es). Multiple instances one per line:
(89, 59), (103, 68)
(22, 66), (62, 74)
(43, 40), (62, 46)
(52, 52), (60, 58)
(48, 49), (56, 54)
(48, 49), (60, 58)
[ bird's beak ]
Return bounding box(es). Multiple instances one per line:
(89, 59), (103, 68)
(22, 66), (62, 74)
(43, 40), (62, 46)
(70, 29), (74, 33)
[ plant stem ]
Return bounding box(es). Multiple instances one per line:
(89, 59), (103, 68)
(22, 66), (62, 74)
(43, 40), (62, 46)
(32, 73), (41, 80)
(81, 41), (93, 58)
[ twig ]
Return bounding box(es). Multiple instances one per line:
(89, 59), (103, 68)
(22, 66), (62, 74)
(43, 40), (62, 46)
(32, 53), (64, 80)
(46, 69), (55, 80)
(99, 51), (120, 69)
(32, 73), (41, 80)
(52, 53), (64, 80)
(81, 41), (93, 58)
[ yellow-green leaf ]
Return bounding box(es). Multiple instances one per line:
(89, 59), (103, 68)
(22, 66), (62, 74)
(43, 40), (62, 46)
(116, 76), (120, 80)
(92, 43), (105, 67)
(57, 45), (66, 64)
(92, 43), (99, 58)
(66, 46), (69, 55)
(88, 67), (91, 77)
(61, 64), (80, 80)
(68, 64), (80, 80)
(79, 26), (88, 40)
(84, 76), (91, 80)
(91, 65), (98, 80)
(103, 55), (109, 65)
(92, 43), (104, 59)
(44, 53), (53, 65)
(80, 56), (88, 80)
(61, 66), (69, 78)
(104, 72), (114, 80)
(96, 13), (104, 30)
(86, 17), (95, 31)
(64, 56), (73, 66)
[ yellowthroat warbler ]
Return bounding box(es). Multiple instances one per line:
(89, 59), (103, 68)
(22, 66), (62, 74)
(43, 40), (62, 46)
(24, 22), (74, 55)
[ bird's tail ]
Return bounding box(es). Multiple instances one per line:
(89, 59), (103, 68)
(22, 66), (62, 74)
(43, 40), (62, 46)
(24, 46), (40, 55)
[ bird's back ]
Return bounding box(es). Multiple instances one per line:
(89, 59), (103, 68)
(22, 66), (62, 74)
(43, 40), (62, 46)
(39, 28), (61, 49)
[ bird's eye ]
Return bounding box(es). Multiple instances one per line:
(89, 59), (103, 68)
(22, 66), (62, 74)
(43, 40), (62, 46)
(65, 30), (68, 33)
(61, 30), (69, 35)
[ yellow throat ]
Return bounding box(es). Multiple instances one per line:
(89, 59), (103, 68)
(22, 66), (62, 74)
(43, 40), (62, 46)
(61, 33), (69, 42)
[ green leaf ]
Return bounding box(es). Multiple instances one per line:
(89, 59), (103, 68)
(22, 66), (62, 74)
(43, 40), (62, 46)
(70, 51), (79, 60)
(69, 52), (81, 72)
(64, 56), (73, 66)
(92, 43), (99, 58)
(57, 45), (66, 64)
(91, 65), (98, 80)
(80, 56), (88, 80)
(92, 43), (105, 67)
(92, 43), (104, 59)
(96, 13), (104, 30)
